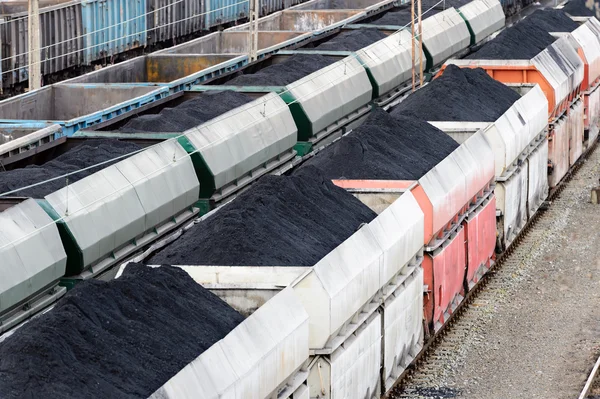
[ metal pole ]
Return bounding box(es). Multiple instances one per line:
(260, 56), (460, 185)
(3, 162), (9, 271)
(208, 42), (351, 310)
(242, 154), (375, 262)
(249, 0), (259, 62)
(411, 0), (415, 92)
(418, 0), (423, 87)
(28, 0), (41, 91)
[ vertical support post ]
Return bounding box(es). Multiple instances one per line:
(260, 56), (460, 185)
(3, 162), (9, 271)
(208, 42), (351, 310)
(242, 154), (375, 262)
(28, 0), (41, 91)
(418, 0), (423, 87)
(249, 0), (259, 62)
(411, 0), (415, 92)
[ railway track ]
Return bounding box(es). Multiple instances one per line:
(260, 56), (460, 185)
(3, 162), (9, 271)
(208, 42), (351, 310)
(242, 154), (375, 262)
(386, 139), (600, 399)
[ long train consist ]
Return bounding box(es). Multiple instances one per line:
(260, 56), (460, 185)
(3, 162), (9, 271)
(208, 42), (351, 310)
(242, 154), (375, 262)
(1, 0), (598, 397)
(0, 0), (534, 96)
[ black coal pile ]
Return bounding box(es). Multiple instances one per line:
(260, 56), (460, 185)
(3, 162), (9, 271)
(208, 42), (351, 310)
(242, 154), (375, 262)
(118, 91), (253, 133)
(314, 28), (387, 51)
(562, 0), (596, 17)
(368, 0), (470, 26)
(0, 264), (244, 399)
(466, 11), (566, 60)
(0, 139), (141, 198)
(301, 107), (458, 180)
(226, 54), (337, 86)
(519, 9), (579, 32)
(390, 64), (521, 121)
(148, 166), (377, 266)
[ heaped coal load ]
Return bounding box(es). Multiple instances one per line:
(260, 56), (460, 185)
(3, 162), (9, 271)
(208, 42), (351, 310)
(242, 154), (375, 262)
(148, 166), (377, 266)
(465, 17), (557, 60)
(225, 54), (337, 86)
(562, 0), (597, 17)
(0, 139), (141, 198)
(0, 264), (244, 399)
(519, 9), (579, 32)
(368, 0), (470, 26)
(390, 65), (521, 121)
(301, 107), (458, 180)
(313, 28), (387, 51)
(118, 91), (253, 133)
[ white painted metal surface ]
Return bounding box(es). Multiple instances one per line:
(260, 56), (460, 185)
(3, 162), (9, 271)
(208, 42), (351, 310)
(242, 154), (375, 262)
(526, 138), (549, 219)
(292, 225), (382, 351)
(151, 287), (310, 399)
(307, 312), (381, 399)
(368, 191), (424, 290)
(382, 267), (424, 392)
(549, 114), (570, 188)
(495, 165), (528, 248)
(286, 55), (372, 138)
(0, 199), (66, 314)
(183, 92), (297, 193)
(570, 22), (600, 87)
(569, 99), (585, 165)
(588, 84), (600, 145)
(355, 30), (423, 98)
(420, 8), (470, 68)
(456, 130), (495, 200)
(459, 0), (505, 45)
(44, 140), (199, 270)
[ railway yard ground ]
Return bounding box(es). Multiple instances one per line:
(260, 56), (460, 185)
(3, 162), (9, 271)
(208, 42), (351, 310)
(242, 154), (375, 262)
(395, 145), (600, 399)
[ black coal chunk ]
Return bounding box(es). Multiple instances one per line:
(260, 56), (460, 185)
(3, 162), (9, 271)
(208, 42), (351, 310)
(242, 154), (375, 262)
(314, 28), (388, 51)
(118, 91), (253, 133)
(301, 107), (458, 180)
(148, 166), (377, 266)
(225, 54), (337, 86)
(519, 9), (579, 32)
(562, 0), (596, 17)
(390, 65), (521, 121)
(466, 17), (557, 59)
(0, 139), (141, 198)
(0, 264), (244, 399)
(367, 0), (470, 26)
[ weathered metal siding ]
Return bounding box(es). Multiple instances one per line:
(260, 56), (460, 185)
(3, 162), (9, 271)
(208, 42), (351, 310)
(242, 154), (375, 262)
(146, 0), (204, 46)
(204, 0), (249, 29)
(80, 0), (147, 64)
(1, 2), (84, 88)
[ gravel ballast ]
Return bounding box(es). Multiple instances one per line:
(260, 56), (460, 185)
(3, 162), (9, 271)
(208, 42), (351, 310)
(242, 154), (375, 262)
(225, 54), (336, 86)
(148, 166), (377, 266)
(0, 264), (244, 399)
(301, 107), (458, 180)
(313, 28), (387, 51)
(0, 139), (141, 198)
(118, 91), (253, 133)
(389, 65), (521, 121)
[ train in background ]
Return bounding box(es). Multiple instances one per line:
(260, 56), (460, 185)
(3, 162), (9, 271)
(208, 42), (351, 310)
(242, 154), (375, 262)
(0, 0), (535, 96)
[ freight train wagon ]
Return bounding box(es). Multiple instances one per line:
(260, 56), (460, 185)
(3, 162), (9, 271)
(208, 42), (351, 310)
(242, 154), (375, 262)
(2, 3), (599, 399)
(0, 0), (309, 94)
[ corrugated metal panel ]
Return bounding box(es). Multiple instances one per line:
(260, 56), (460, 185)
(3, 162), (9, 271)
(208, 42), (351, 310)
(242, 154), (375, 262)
(458, 0), (504, 45)
(464, 194), (496, 288)
(183, 92), (297, 199)
(1, 1), (84, 88)
(420, 8), (470, 68)
(204, 0), (249, 29)
(455, 130), (495, 202)
(569, 99), (585, 165)
(150, 287), (310, 399)
(531, 36), (584, 115)
(285, 55), (372, 141)
(44, 139), (198, 272)
(526, 138), (548, 219)
(495, 165), (527, 247)
(147, 0), (204, 45)
(548, 115), (570, 187)
(81, 0), (147, 65)
(259, 0), (284, 16)
(586, 84), (600, 143)
(329, 312), (381, 399)
(355, 30), (423, 98)
(424, 226), (466, 331)
(292, 226), (382, 350)
(0, 199), (66, 314)
(382, 267), (423, 392)
(571, 22), (600, 89)
(368, 191), (423, 288)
